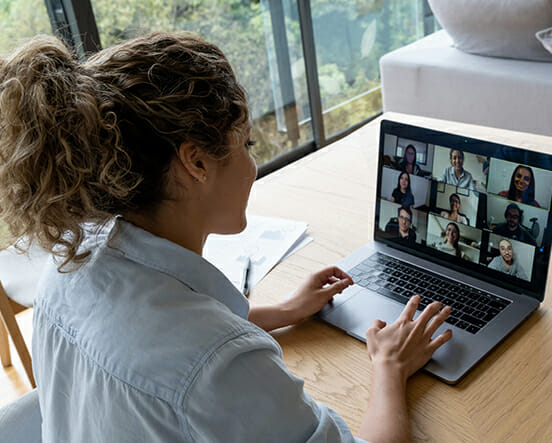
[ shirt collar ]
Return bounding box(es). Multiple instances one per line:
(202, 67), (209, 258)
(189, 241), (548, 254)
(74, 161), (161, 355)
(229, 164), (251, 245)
(105, 218), (249, 319)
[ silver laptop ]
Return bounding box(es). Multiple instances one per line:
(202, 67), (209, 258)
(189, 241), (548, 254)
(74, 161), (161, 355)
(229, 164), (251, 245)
(321, 120), (549, 384)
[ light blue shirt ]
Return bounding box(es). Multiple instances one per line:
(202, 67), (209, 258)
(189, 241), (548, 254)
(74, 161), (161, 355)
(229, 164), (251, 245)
(33, 219), (365, 442)
(439, 166), (476, 190)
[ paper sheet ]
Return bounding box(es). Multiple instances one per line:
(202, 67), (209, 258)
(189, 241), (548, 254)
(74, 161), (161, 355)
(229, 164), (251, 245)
(204, 215), (309, 291)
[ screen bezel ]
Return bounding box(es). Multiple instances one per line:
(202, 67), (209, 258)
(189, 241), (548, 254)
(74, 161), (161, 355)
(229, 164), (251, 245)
(375, 120), (551, 301)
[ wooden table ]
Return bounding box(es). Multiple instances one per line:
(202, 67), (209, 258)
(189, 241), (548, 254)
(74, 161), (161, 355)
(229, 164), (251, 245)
(247, 113), (552, 443)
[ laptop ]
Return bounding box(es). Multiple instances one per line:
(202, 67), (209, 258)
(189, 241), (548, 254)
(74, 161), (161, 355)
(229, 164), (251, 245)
(320, 120), (550, 384)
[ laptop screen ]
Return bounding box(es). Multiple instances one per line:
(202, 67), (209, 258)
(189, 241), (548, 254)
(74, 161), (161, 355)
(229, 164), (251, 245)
(375, 120), (552, 301)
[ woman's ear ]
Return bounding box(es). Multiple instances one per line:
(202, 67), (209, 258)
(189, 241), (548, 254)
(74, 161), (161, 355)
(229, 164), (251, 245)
(177, 142), (209, 183)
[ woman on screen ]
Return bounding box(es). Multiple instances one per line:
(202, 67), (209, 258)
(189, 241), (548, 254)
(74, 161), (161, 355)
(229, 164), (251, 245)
(498, 165), (541, 207)
(436, 222), (463, 258)
(440, 193), (469, 225)
(390, 171), (414, 208)
(398, 144), (426, 177)
(0, 32), (451, 442)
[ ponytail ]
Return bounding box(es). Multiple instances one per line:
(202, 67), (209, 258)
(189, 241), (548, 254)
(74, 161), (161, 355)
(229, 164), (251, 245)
(0, 35), (139, 268)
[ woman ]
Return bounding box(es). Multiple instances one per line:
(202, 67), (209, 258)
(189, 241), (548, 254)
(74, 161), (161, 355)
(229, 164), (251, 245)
(398, 144), (425, 176)
(390, 171), (415, 208)
(440, 193), (469, 225)
(439, 149), (476, 190)
(498, 165), (541, 207)
(0, 33), (451, 442)
(399, 145), (422, 175)
(436, 222), (463, 258)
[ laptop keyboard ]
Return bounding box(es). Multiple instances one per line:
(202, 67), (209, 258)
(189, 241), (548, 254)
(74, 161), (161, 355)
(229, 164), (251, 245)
(348, 253), (511, 334)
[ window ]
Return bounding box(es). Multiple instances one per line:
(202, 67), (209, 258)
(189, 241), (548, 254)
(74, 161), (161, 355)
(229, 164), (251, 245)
(0, 0), (51, 54)
(40, 0), (436, 174)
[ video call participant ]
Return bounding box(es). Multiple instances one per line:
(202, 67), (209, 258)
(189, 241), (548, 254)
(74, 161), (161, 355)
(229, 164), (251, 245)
(439, 149), (476, 190)
(492, 203), (537, 246)
(398, 144), (426, 177)
(488, 239), (528, 280)
(435, 222), (463, 258)
(440, 193), (469, 225)
(386, 206), (417, 244)
(498, 165), (541, 208)
(390, 171), (414, 207)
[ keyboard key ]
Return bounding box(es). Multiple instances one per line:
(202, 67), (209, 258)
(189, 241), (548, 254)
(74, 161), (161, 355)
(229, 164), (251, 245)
(446, 317), (459, 326)
(376, 287), (410, 306)
(489, 300), (508, 310)
(467, 325), (480, 334)
(456, 320), (470, 330)
(461, 313), (486, 328)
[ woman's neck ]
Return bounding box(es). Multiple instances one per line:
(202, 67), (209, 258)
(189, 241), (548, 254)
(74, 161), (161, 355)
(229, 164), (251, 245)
(124, 203), (207, 256)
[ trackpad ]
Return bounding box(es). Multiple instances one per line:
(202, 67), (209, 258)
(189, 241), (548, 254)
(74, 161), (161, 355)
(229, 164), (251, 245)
(322, 289), (405, 340)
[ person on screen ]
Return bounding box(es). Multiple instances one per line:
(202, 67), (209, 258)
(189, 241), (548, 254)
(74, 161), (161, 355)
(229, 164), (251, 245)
(386, 206), (416, 244)
(492, 203), (537, 245)
(440, 193), (469, 226)
(488, 239), (528, 280)
(398, 144), (426, 177)
(390, 171), (414, 207)
(435, 222), (463, 258)
(498, 165), (541, 207)
(439, 149), (476, 190)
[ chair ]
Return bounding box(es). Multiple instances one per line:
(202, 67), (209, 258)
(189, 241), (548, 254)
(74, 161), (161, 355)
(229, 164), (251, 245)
(0, 388), (42, 442)
(0, 245), (49, 388)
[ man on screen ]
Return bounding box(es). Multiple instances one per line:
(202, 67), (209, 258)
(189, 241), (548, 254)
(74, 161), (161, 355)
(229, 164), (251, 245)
(492, 203), (537, 246)
(488, 239), (528, 280)
(386, 206), (417, 244)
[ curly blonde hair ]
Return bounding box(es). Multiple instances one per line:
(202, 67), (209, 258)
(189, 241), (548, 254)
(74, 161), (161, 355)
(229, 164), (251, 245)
(0, 32), (248, 268)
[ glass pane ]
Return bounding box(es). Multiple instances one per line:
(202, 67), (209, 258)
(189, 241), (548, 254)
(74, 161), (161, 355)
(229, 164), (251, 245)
(0, 0), (51, 54)
(310, 0), (428, 138)
(91, 0), (313, 167)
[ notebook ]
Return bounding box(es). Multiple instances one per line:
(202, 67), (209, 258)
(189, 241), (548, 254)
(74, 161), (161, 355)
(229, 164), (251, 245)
(320, 120), (550, 384)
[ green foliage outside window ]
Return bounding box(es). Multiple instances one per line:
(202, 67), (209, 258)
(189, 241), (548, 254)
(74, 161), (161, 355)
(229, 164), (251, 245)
(0, 0), (50, 54)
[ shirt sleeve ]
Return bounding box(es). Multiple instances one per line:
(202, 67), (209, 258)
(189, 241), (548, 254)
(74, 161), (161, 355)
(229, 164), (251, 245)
(439, 167), (448, 183)
(181, 330), (367, 443)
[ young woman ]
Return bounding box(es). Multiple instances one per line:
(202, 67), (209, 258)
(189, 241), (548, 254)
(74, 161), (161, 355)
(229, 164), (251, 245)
(390, 171), (415, 208)
(0, 33), (451, 442)
(440, 193), (469, 225)
(436, 222), (463, 258)
(398, 144), (423, 176)
(498, 165), (541, 207)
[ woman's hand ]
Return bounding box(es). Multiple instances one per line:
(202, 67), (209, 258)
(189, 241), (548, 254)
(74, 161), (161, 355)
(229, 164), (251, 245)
(248, 266), (353, 332)
(358, 296), (452, 442)
(365, 295), (452, 383)
(282, 266), (354, 325)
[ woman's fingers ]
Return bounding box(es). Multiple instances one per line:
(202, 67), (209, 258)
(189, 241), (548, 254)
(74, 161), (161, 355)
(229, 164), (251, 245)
(424, 306), (452, 338)
(320, 276), (353, 297)
(427, 329), (453, 354)
(370, 319), (386, 330)
(313, 266), (353, 287)
(415, 301), (443, 327)
(399, 295), (420, 322)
